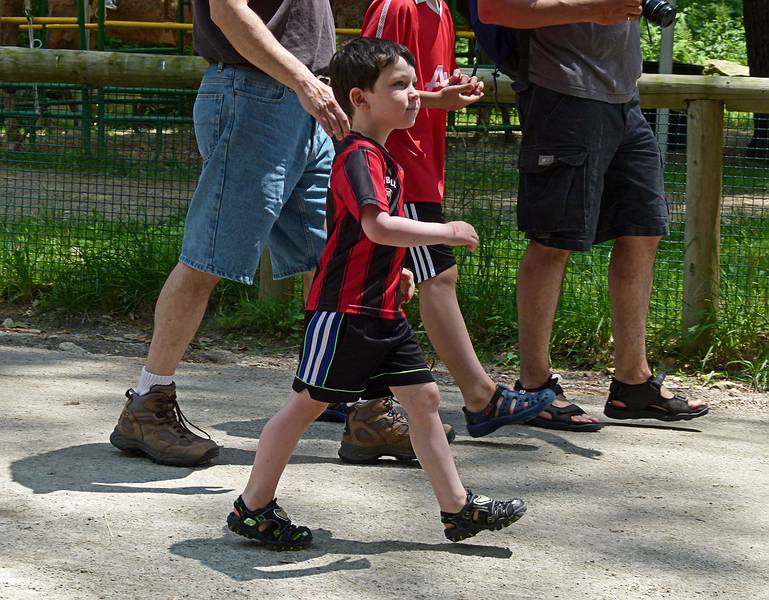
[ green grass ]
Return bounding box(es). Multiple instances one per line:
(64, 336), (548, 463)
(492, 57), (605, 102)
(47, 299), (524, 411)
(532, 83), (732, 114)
(2, 111), (769, 389)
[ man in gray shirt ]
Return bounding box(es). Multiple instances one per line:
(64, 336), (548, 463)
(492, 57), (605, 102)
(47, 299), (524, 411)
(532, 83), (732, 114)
(109, 0), (350, 466)
(477, 0), (709, 424)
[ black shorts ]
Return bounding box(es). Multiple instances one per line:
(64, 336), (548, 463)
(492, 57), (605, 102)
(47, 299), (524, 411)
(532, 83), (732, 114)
(292, 311), (435, 403)
(516, 84), (670, 252)
(402, 202), (456, 283)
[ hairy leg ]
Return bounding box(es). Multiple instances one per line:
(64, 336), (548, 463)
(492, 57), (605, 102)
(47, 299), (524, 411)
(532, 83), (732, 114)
(145, 263), (220, 375)
(517, 241), (598, 423)
(608, 236), (705, 409)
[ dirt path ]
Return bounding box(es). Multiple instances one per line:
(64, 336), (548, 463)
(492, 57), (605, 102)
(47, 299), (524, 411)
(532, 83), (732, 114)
(1, 329), (768, 600)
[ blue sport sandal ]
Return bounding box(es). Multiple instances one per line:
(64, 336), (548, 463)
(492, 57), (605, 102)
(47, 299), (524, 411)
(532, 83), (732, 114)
(463, 384), (555, 438)
(227, 495), (312, 551)
(441, 489), (527, 542)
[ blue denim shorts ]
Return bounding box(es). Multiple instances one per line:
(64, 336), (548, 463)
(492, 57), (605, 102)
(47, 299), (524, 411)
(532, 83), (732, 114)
(180, 64), (333, 284)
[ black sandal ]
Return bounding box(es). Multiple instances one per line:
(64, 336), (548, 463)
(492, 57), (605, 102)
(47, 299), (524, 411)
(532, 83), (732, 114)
(226, 495), (312, 551)
(603, 373), (709, 421)
(516, 377), (603, 432)
(441, 490), (527, 542)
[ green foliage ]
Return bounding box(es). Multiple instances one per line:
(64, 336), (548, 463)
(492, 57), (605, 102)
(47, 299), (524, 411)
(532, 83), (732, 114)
(640, 2), (747, 65)
(211, 296), (305, 343)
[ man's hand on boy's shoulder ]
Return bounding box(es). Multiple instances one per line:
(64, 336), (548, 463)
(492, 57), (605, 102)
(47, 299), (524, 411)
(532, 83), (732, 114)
(297, 76), (350, 140)
(399, 268), (416, 303)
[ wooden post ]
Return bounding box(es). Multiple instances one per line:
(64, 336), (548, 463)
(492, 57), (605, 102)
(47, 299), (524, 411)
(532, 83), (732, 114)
(259, 250), (295, 302)
(683, 99), (724, 347)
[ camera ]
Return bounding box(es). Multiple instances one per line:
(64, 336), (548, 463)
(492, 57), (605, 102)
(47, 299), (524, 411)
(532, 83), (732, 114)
(642, 0), (676, 28)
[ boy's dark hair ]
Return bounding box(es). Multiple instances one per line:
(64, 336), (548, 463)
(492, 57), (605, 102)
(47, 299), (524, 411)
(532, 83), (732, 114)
(329, 37), (416, 118)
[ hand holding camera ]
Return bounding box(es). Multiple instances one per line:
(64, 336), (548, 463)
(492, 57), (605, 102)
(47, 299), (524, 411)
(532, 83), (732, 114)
(591, 0), (675, 28)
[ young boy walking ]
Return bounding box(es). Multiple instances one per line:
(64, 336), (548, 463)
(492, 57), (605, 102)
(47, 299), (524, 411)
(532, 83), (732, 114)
(226, 38), (528, 549)
(328, 0), (598, 458)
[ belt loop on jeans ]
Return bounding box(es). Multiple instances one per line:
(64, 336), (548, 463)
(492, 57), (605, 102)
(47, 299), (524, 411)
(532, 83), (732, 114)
(216, 62), (224, 73)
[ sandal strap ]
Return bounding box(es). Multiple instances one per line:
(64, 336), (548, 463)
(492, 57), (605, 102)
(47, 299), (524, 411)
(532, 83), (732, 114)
(609, 374), (691, 414)
(440, 490), (517, 526)
(515, 375), (564, 397)
(541, 403), (586, 419)
(234, 497), (309, 544)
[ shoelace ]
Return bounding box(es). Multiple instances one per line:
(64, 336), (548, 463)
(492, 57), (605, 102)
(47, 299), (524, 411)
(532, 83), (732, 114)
(382, 397), (409, 427)
(159, 398), (212, 441)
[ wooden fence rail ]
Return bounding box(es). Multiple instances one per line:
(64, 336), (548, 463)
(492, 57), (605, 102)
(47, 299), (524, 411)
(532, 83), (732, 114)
(3, 47), (769, 342)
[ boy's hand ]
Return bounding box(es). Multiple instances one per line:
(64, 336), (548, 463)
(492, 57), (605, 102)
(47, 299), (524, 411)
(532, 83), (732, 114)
(448, 69), (484, 96)
(399, 268), (416, 303)
(445, 221), (479, 252)
(438, 84), (484, 111)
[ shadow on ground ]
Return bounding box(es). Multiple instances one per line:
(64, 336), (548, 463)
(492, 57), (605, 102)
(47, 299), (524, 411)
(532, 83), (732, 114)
(171, 529), (513, 581)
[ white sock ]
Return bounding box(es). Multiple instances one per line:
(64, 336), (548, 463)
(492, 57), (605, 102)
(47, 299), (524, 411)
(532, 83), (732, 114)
(136, 367), (174, 396)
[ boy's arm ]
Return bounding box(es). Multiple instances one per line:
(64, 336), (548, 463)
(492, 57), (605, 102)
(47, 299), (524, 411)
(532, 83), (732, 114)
(360, 206), (479, 251)
(419, 84), (483, 111)
(209, 0), (349, 139)
(477, 0), (642, 28)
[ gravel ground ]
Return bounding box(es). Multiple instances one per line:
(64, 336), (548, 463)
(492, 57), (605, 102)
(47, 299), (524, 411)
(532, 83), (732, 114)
(1, 322), (768, 600)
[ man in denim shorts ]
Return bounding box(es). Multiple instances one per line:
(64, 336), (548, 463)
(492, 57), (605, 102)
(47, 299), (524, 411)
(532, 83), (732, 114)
(109, 0), (351, 467)
(479, 0), (708, 423)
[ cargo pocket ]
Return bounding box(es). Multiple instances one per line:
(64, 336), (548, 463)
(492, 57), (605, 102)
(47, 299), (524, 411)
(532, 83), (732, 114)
(517, 146), (589, 233)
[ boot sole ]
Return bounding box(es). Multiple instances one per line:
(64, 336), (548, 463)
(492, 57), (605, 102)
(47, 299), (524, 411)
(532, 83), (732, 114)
(338, 441), (417, 464)
(109, 430), (219, 467)
(603, 405), (710, 421)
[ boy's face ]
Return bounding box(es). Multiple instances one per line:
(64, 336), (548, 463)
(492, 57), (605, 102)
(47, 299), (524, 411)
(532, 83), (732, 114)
(362, 57), (420, 131)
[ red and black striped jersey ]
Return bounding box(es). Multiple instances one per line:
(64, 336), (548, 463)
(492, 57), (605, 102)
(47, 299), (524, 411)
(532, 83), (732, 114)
(306, 132), (407, 320)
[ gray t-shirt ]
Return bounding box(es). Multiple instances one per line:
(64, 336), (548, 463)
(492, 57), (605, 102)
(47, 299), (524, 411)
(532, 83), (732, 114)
(191, 0), (335, 73)
(528, 22), (642, 104)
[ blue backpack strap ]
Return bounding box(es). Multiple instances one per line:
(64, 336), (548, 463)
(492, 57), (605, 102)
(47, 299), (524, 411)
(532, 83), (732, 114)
(467, 0), (530, 86)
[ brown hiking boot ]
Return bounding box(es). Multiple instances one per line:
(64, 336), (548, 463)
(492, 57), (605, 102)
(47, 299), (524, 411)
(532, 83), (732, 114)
(338, 397), (455, 464)
(109, 383), (219, 467)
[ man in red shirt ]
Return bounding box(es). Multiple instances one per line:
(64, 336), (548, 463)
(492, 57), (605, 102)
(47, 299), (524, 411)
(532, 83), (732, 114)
(336, 0), (598, 454)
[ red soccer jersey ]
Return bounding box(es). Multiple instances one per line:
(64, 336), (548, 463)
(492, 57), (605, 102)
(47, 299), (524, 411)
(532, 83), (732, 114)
(306, 133), (407, 320)
(361, 0), (455, 204)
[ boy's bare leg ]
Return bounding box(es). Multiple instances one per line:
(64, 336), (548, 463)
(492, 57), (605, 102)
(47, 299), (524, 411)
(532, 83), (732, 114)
(392, 382), (466, 514)
(517, 241), (599, 424)
(145, 263), (221, 375)
(418, 266), (496, 413)
(241, 389), (326, 511)
(608, 236), (705, 409)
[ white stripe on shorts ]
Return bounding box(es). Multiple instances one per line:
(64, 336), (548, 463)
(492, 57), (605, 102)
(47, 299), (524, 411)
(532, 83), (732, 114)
(299, 312), (340, 385)
(405, 203), (436, 282)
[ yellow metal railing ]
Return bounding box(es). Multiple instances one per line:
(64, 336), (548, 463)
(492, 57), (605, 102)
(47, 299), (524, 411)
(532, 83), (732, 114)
(0, 17), (476, 38)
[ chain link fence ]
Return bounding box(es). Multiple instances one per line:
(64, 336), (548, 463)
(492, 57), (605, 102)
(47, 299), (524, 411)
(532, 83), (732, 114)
(2, 78), (769, 357)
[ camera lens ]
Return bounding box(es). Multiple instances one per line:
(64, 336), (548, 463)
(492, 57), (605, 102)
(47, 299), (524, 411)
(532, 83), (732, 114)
(642, 0), (677, 28)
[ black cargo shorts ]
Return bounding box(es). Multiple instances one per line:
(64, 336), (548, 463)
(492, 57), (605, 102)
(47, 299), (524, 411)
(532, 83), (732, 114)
(516, 84), (670, 251)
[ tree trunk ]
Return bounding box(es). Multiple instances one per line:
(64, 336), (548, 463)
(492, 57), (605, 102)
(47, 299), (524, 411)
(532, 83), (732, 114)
(743, 0), (769, 158)
(1, 0), (24, 47)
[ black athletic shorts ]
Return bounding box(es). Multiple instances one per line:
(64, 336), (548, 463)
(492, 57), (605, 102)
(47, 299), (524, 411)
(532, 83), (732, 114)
(402, 202), (456, 283)
(516, 84), (670, 252)
(292, 311), (435, 403)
